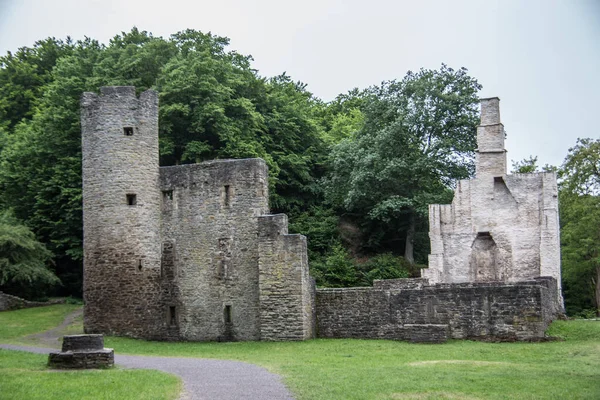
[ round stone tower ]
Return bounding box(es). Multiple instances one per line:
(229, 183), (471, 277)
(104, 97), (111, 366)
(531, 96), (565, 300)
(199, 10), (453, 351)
(81, 86), (163, 338)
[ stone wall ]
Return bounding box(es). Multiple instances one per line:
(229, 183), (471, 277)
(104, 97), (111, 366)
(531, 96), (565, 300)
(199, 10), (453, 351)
(316, 277), (559, 341)
(159, 159), (269, 341)
(0, 291), (64, 312)
(258, 214), (315, 340)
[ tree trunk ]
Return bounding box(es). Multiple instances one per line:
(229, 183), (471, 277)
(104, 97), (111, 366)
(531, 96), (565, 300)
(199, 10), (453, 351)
(404, 214), (415, 264)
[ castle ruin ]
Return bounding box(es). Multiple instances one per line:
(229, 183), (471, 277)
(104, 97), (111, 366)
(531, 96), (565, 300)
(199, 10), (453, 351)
(82, 87), (561, 343)
(82, 87), (314, 341)
(423, 97), (562, 296)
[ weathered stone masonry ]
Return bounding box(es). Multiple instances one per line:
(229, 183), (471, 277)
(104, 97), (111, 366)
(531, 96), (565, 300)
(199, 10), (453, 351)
(316, 277), (559, 342)
(82, 87), (314, 341)
(423, 97), (562, 300)
(82, 88), (561, 343)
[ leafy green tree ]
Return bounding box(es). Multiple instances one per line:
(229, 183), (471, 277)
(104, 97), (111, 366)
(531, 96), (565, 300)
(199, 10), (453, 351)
(0, 28), (328, 296)
(317, 89), (365, 144)
(511, 155), (539, 173)
(0, 38), (74, 132)
(559, 138), (600, 316)
(0, 210), (58, 299)
(359, 253), (411, 284)
(325, 65), (481, 262)
(312, 244), (359, 287)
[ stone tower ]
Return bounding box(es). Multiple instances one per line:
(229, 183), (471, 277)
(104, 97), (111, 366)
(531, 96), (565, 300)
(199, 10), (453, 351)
(82, 87), (164, 337)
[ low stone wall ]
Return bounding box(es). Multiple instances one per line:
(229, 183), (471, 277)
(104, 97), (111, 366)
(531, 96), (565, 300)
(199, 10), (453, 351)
(0, 291), (64, 312)
(48, 349), (114, 369)
(48, 334), (114, 369)
(316, 277), (559, 342)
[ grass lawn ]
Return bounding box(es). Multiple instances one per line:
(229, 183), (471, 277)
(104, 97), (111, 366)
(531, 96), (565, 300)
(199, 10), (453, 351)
(2, 305), (600, 399)
(0, 304), (81, 341)
(105, 321), (600, 400)
(0, 349), (180, 400)
(0, 305), (181, 400)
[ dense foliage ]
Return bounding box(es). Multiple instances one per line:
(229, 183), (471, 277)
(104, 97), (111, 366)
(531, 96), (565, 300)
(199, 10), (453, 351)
(325, 65), (481, 264)
(558, 139), (600, 316)
(0, 28), (595, 315)
(0, 210), (58, 298)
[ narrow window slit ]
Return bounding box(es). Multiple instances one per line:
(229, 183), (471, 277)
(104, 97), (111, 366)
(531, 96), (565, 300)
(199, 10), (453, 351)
(127, 194), (137, 206)
(224, 305), (232, 324)
(169, 306), (177, 327)
(138, 259), (143, 271)
(163, 190), (173, 200)
(224, 185), (231, 207)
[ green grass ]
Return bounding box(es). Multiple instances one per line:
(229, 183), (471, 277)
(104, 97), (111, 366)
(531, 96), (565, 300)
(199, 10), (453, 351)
(0, 349), (180, 400)
(0, 304), (81, 341)
(1, 305), (599, 399)
(0, 305), (180, 399)
(104, 321), (600, 400)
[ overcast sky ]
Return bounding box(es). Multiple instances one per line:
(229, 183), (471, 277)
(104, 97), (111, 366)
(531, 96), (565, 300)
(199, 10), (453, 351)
(0, 0), (598, 168)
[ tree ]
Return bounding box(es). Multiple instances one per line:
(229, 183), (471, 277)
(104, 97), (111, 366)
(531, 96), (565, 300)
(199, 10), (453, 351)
(0, 38), (74, 132)
(511, 155), (539, 173)
(0, 29), (328, 296)
(0, 210), (58, 299)
(559, 138), (600, 316)
(325, 65), (481, 262)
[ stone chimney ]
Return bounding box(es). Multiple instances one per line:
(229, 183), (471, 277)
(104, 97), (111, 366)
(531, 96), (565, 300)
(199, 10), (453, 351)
(475, 97), (507, 178)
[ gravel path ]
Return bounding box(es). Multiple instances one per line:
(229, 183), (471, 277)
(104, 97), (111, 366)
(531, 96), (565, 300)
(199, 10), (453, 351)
(1, 311), (294, 400)
(24, 308), (84, 348)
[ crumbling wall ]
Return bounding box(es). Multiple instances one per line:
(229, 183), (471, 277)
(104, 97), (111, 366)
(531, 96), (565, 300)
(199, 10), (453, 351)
(0, 292), (64, 311)
(424, 97), (562, 309)
(258, 214), (315, 340)
(316, 278), (558, 341)
(160, 159), (269, 341)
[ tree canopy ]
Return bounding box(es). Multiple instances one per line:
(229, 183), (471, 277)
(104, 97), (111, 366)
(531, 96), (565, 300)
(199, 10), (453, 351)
(324, 65), (481, 263)
(558, 138), (600, 316)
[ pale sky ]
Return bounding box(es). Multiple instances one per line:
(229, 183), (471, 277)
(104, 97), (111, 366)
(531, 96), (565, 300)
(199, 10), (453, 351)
(0, 0), (598, 168)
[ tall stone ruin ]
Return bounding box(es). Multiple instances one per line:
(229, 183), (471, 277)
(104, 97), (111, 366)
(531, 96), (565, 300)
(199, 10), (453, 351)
(82, 89), (561, 343)
(82, 87), (315, 341)
(424, 97), (563, 306)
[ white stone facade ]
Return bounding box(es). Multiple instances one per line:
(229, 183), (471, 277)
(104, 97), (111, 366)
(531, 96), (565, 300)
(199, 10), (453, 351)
(423, 98), (562, 304)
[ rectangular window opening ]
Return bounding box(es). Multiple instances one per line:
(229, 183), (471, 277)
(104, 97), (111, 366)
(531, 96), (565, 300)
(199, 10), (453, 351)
(126, 194), (137, 206)
(123, 127), (134, 136)
(224, 185), (231, 207)
(163, 190), (173, 200)
(477, 231), (491, 238)
(493, 176), (504, 183)
(224, 305), (232, 324)
(169, 306), (177, 327)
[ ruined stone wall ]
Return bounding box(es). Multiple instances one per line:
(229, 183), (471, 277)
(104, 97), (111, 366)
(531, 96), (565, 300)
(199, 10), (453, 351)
(316, 278), (558, 341)
(82, 87), (164, 338)
(257, 214), (315, 340)
(160, 159), (269, 341)
(0, 291), (64, 311)
(424, 97), (562, 308)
